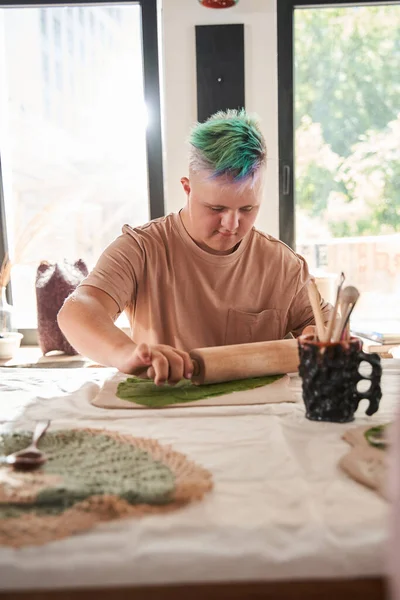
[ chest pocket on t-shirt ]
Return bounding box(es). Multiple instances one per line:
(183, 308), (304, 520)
(225, 308), (283, 345)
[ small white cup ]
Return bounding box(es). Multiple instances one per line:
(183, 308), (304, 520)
(0, 332), (24, 359)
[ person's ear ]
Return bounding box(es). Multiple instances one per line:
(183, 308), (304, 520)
(180, 177), (191, 196)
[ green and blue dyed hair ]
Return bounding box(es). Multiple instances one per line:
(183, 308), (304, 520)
(189, 109), (266, 183)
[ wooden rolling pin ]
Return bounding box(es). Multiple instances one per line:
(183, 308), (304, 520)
(189, 339), (299, 385)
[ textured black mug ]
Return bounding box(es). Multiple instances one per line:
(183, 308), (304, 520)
(298, 335), (382, 423)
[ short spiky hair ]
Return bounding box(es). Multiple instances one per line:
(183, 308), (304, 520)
(189, 109), (266, 182)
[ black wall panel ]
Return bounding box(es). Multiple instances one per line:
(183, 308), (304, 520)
(195, 24), (245, 123)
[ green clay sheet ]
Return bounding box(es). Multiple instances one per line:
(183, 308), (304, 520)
(91, 372), (295, 409)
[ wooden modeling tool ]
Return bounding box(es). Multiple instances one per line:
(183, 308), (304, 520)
(332, 285), (360, 343)
(307, 279), (327, 341)
(325, 272), (345, 343)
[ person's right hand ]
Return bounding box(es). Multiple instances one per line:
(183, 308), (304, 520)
(118, 342), (193, 386)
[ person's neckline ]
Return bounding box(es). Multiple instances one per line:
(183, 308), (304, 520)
(172, 211), (253, 265)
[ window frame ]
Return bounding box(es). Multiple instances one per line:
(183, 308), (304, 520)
(0, 0), (164, 343)
(277, 0), (398, 250)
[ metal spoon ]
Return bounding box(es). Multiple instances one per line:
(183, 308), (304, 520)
(3, 420), (50, 470)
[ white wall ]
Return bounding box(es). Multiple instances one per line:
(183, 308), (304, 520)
(160, 0), (279, 237)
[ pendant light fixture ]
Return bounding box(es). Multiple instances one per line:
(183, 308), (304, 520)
(198, 0), (239, 8)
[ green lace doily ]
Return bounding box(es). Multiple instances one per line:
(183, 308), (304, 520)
(117, 374), (283, 408)
(0, 429), (212, 547)
(0, 430), (174, 519)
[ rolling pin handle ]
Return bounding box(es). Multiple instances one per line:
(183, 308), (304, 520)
(191, 359), (200, 377)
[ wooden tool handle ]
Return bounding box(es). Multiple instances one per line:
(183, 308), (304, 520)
(189, 339), (299, 385)
(307, 281), (327, 342)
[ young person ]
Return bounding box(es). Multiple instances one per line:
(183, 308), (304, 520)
(58, 110), (331, 385)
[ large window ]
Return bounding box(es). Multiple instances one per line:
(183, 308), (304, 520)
(278, 0), (400, 331)
(0, 0), (163, 335)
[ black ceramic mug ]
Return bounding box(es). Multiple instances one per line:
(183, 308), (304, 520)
(298, 335), (382, 423)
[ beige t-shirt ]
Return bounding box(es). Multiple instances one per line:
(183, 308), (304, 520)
(81, 212), (331, 351)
